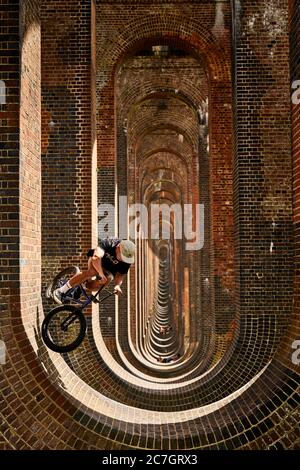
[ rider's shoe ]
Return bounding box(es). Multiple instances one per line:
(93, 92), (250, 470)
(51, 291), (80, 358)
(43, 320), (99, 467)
(52, 288), (63, 305)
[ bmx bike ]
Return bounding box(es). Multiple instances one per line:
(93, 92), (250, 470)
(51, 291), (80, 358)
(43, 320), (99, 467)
(42, 266), (116, 353)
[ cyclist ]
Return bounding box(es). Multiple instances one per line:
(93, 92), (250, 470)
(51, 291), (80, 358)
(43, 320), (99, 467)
(52, 237), (136, 305)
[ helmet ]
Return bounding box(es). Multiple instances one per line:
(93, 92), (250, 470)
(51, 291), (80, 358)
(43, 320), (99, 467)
(119, 239), (136, 264)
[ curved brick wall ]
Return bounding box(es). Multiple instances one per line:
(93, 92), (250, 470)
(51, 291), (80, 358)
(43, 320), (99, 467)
(0, 0), (300, 451)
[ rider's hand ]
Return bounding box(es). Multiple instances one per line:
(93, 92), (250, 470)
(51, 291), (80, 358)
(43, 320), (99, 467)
(114, 285), (122, 296)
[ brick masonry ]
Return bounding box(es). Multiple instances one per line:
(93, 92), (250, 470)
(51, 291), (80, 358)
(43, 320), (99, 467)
(0, 0), (299, 451)
(96, 0), (236, 374)
(0, 0), (20, 331)
(41, 0), (97, 310)
(232, 1), (293, 332)
(276, 0), (300, 373)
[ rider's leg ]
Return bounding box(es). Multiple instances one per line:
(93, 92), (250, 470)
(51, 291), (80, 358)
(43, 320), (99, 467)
(62, 257), (99, 289)
(85, 271), (113, 291)
(53, 259), (99, 304)
(90, 255), (104, 279)
(66, 254), (104, 288)
(83, 256), (110, 290)
(85, 279), (103, 291)
(68, 268), (97, 288)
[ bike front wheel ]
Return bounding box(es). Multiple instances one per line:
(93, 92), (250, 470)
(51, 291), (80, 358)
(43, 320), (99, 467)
(41, 305), (86, 353)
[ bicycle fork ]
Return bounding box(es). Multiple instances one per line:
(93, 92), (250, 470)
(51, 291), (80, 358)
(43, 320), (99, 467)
(61, 291), (116, 331)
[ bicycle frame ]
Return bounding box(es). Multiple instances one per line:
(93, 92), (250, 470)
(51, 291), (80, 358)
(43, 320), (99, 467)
(62, 283), (116, 311)
(59, 285), (116, 331)
(43, 270), (118, 353)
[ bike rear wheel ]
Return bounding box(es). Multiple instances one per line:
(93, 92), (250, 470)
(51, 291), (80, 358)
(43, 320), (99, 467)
(46, 266), (80, 302)
(41, 305), (86, 353)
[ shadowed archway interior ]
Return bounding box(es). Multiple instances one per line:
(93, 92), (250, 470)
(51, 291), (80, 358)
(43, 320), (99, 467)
(0, 0), (299, 451)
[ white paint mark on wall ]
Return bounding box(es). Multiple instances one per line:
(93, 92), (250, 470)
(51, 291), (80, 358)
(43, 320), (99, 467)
(0, 80), (6, 105)
(0, 340), (6, 365)
(262, 3), (287, 38)
(292, 80), (300, 105)
(212, 0), (225, 34)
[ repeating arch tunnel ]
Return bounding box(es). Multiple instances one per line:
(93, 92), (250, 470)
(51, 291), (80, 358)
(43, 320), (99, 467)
(1, 0), (300, 451)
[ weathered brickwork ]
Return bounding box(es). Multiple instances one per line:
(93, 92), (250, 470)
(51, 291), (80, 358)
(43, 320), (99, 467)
(0, 0), (299, 452)
(232, 0), (293, 324)
(19, 0), (41, 335)
(96, 0), (236, 377)
(41, 0), (97, 310)
(0, 0), (20, 330)
(290, 0), (300, 361)
(273, 0), (300, 392)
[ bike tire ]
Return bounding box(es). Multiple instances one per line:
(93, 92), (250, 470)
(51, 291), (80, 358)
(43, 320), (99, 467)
(46, 266), (80, 300)
(41, 305), (86, 353)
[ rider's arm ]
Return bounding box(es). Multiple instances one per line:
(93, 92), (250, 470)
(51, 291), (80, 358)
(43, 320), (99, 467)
(114, 273), (124, 287)
(114, 262), (130, 292)
(114, 273), (124, 295)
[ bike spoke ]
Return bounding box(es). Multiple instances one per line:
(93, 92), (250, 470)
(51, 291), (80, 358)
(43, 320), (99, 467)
(61, 312), (78, 330)
(47, 310), (82, 348)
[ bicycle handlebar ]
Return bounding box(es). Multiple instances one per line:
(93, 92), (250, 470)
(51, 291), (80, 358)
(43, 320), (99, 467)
(100, 290), (117, 302)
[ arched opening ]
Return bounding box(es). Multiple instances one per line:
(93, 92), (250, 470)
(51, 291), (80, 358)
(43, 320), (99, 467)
(95, 27), (236, 378)
(2, 0), (297, 451)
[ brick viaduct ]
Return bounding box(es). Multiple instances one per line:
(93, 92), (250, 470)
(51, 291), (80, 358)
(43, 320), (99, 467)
(0, 0), (300, 450)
